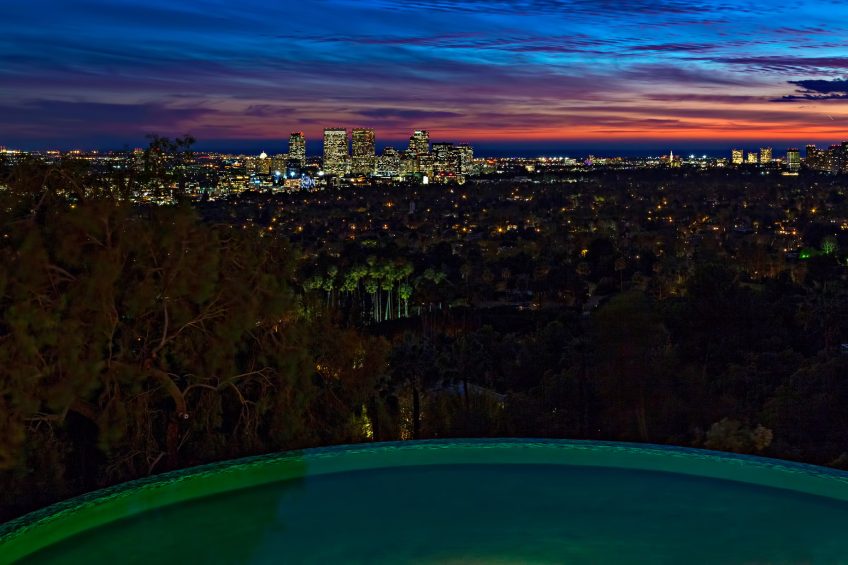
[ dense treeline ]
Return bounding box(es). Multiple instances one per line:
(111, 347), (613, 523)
(3, 149), (848, 521)
(0, 155), (388, 519)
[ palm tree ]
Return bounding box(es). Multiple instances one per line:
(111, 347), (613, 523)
(399, 282), (413, 317)
(323, 265), (338, 307)
(389, 335), (438, 439)
(615, 256), (626, 292)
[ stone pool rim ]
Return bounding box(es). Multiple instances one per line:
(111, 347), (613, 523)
(4, 438), (848, 564)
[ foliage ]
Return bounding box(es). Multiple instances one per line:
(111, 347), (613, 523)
(0, 150), (389, 519)
(704, 418), (773, 454)
(5, 154), (848, 520)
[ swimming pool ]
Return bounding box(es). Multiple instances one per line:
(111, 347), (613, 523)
(3, 439), (848, 563)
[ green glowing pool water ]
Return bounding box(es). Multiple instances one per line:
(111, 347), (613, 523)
(4, 440), (848, 564)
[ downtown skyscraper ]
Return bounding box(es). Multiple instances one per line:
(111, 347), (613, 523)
(731, 149), (743, 165)
(323, 128), (349, 176)
(786, 148), (801, 172)
(313, 127), (474, 181)
(351, 128), (376, 176)
(432, 142), (457, 176)
(456, 144), (474, 175)
(409, 130), (430, 156)
(288, 132), (306, 165)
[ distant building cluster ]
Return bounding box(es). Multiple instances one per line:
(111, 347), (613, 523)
(271, 128), (476, 184)
(805, 142), (848, 174)
(726, 145), (848, 174)
(730, 147), (775, 166)
(228, 128), (479, 193)
(5, 135), (848, 203)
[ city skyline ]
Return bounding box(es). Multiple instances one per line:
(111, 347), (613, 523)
(4, 124), (838, 162)
(3, 1), (848, 149)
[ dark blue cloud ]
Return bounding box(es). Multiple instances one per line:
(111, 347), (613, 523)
(773, 78), (848, 102)
(789, 78), (848, 93)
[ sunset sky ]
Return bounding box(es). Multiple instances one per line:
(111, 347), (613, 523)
(3, 0), (848, 153)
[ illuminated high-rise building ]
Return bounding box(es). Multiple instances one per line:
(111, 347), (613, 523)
(323, 128), (349, 176)
(409, 130), (430, 156)
(288, 132), (306, 165)
(351, 128), (376, 176)
(418, 154), (435, 178)
(805, 145), (820, 170)
(377, 147), (400, 178)
(759, 147), (772, 164)
(432, 142), (457, 178)
(839, 142), (848, 174)
(456, 144), (474, 175)
(400, 150), (418, 176)
(821, 143), (848, 173)
(731, 149), (743, 165)
(746, 151), (757, 165)
(786, 148), (801, 172)
(822, 144), (841, 173)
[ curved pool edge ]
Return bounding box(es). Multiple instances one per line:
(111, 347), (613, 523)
(4, 439), (848, 564)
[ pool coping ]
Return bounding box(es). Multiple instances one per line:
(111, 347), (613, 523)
(4, 439), (848, 563)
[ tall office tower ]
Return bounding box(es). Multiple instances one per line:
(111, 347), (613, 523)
(400, 150), (418, 176)
(456, 144), (474, 175)
(289, 132), (306, 165)
(731, 149), (743, 165)
(805, 145), (819, 170)
(323, 128), (349, 176)
(351, 128), (376, 176)
(786, 148), (801, 172)
(759, 147), (772, 164)
(409, 130), (430, 156)
(271, 153), (287, 173)
(840, 142), (848, 174)
(824, 145), (840, 173)
(377, 147), (400, 178)
(432, 143), (457, 177)
(418, 154), (435, 178)
(746, 152), (757, 164)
